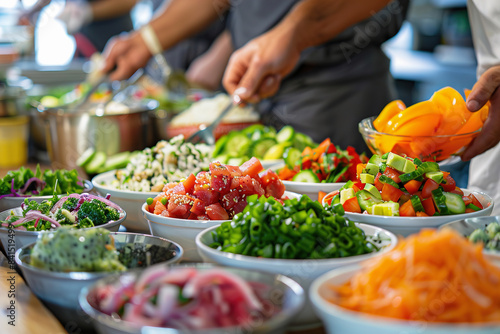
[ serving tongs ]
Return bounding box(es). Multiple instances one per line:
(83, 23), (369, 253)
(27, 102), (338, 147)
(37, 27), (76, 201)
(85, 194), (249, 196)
(186, 95), (243, 145)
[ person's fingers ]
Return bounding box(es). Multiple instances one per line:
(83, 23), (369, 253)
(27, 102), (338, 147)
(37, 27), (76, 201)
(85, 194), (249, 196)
(223, 51), (249, 96)
(101, 37), (123, 74)
(235, 56), (269, 101)
(462, 89), (500, 161)
(466, 66), (500, 111)
(258, 74), (282, 99)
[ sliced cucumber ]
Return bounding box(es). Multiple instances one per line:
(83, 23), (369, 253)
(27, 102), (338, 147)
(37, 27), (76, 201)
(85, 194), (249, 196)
(356, 190), (383, 211)
(443, 192), (466, 214)
(263, 143), (287, 160)
(250, 137), (277, 159)
(227, 157), (245, 166)
(378, 174), (400, 189)
(410, 195), (425, 213)
(431, 188), (449, 215)
(292, 170), (320, 183)
(212, 133), (230, 157)
(284, 147), (301, 168)
(103, 151), (130, 170)
(224, 133), (251, 157)
(85, 151), (107, 174)
(276, 125), (295, 143)
(293, 132), (316, 151)
(77, 148), (96, 167)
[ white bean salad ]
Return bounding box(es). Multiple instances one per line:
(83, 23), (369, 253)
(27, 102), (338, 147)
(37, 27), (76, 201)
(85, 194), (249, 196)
(109, 135), (213, 192)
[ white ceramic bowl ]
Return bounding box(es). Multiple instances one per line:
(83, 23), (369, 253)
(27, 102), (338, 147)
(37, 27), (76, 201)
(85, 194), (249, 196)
(143, 191), (301, 262)
(282, 180), (345, 201)
(15, 232), (183, 332)
(0, 205), (126, 254)
(92, 170), (158, 233)
(322, 190), (494, 237)
(196, 223), (397, 329)
(261, 159), (284, 170)
(0, 180), (93, 212)
(79, 263), (306, 334)
(441, 215), (500, 263)
(310, 264), (500, 334)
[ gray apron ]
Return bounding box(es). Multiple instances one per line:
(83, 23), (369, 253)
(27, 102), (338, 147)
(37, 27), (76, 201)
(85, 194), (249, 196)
(228, 0), (410, 153)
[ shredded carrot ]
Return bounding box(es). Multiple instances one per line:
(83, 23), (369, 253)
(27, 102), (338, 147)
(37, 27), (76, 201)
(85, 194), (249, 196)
(328, 229), (500, 323)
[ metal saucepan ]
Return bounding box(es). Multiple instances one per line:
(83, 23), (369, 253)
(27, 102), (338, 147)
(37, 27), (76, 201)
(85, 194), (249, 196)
(39, 99), (158, 170)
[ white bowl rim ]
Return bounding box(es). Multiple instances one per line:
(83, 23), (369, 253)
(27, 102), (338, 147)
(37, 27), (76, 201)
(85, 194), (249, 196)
(309, 264), (500, 329)
(14, 231), (184, 280)
(196, 222), (398, 265)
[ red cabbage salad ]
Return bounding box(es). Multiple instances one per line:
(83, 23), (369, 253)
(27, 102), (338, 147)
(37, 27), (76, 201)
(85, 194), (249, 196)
(1, 193), (123, 231)
(89, 267), (277, 329)
(0, 165), (86, 200)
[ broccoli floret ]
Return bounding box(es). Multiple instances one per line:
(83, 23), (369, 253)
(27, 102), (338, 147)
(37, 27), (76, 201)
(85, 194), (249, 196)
(469, 229), (489, 244)
(62, 197), (79, 212)
(77, 217), (94, 229)
(77, 200), (108, 226)
(486, 222), (500, 239)
(22, 198), (40, 216)
(104, 206), (120, 221)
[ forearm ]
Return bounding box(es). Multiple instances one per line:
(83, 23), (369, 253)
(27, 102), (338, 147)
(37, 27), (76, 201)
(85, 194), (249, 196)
(149, 0), (230, 51)
(276, 0), (392, 52)
(90, 0), (137, 21)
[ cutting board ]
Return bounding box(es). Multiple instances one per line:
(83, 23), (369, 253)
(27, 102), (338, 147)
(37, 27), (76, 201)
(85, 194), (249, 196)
(0, 250), (65, 334)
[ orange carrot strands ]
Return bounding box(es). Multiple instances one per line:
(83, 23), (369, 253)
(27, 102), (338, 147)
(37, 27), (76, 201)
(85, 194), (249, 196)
(327, 229), (500, 324)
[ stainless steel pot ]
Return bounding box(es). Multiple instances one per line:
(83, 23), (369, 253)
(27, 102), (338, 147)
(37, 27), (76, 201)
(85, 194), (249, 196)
(40, 99), (158, 170)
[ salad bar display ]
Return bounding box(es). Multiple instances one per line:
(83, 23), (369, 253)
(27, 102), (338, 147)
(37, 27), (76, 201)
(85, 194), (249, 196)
(4, 84), (500, 334)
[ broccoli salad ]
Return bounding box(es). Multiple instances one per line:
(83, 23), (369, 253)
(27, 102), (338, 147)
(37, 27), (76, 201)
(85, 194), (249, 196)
(0, 193), (123, 231)
(109, 135), (213, 192)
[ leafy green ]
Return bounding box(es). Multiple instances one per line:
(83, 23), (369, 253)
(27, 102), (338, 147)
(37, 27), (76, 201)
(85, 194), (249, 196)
(0, 164), (84, 196)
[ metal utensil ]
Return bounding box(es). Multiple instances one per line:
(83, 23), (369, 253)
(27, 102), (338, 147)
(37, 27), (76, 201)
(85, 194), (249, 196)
(150, 52), (189, 95)
(93, 68), (145, 116)
(69, 73), (110, 111)
(186, 95), (243, 145)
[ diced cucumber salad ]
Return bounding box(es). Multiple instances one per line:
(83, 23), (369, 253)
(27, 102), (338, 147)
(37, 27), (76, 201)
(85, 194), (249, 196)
(212, 124), (316, 165)
(105, 136), (213, 192)
(468, 222), (500, 252)
(327, 152), (485, 217)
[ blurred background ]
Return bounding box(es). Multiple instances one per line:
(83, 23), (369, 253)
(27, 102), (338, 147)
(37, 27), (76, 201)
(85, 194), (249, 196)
(0, 0), (476, 170)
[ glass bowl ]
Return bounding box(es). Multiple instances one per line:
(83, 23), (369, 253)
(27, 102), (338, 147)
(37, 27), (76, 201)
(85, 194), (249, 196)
(358, 116), (481, 162)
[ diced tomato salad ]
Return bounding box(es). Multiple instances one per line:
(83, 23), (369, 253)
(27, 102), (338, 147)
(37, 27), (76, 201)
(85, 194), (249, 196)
(324, 152), (487, 217)
(277, 138), (368, 183)
(146, 158), (286, 220)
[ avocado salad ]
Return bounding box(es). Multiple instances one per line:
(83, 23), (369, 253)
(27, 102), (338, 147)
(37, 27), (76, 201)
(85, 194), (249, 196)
(0, 193), (123, 231)
(30, 227), (126, 272)
(105, 135), (213, 192)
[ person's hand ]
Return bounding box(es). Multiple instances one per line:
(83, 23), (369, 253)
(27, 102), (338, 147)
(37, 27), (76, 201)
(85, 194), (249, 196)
(222, 27), (301, 103)
(57, 1), (93, 35)
(462, 65), (500, 161)
(101, 32), (152, 81)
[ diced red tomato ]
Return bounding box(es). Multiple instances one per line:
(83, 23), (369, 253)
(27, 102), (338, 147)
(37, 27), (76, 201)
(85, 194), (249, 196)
(171, 182), (186, 195)
(206, 203), (229, 220)
(240, 157), (263, 178)
(399, 199), (416, 216)
(342, 196), (361, 213)
(465, 208), (476, 213)
(153, 201), (167, 215)
(193, 188), (219, 205)
(403, 179), (422, 195)
(462, 195), (473, 206)
(324, 190), (339, 205)
(277, 165), (296, 180)
(374, 173), (384, 191)
(421, 197), (436, 216)
(182, 173), (196, 193)
(416, 211), (429, 217)
(238, 175), (264, 195)
(381, 183), (404, 202)
(221, 189), (243, 211)
(470, 193), (484, 209)
(441, 174), (456, 192)
(231, 198), (249, 216)
(264, 177), (286, 198)
(399, 192), (411, 205)
(190, 198), (206, 216)
(211, 174), (231, 194)
(301, 159), (312, 170)
(260, 170), (279, 187)
(421, 179), (439, 199)
(451, 186), (464, 196)
(167, 195), (191, 219)
(383, 167), (401, 184)
(226, 165), (242, 177)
